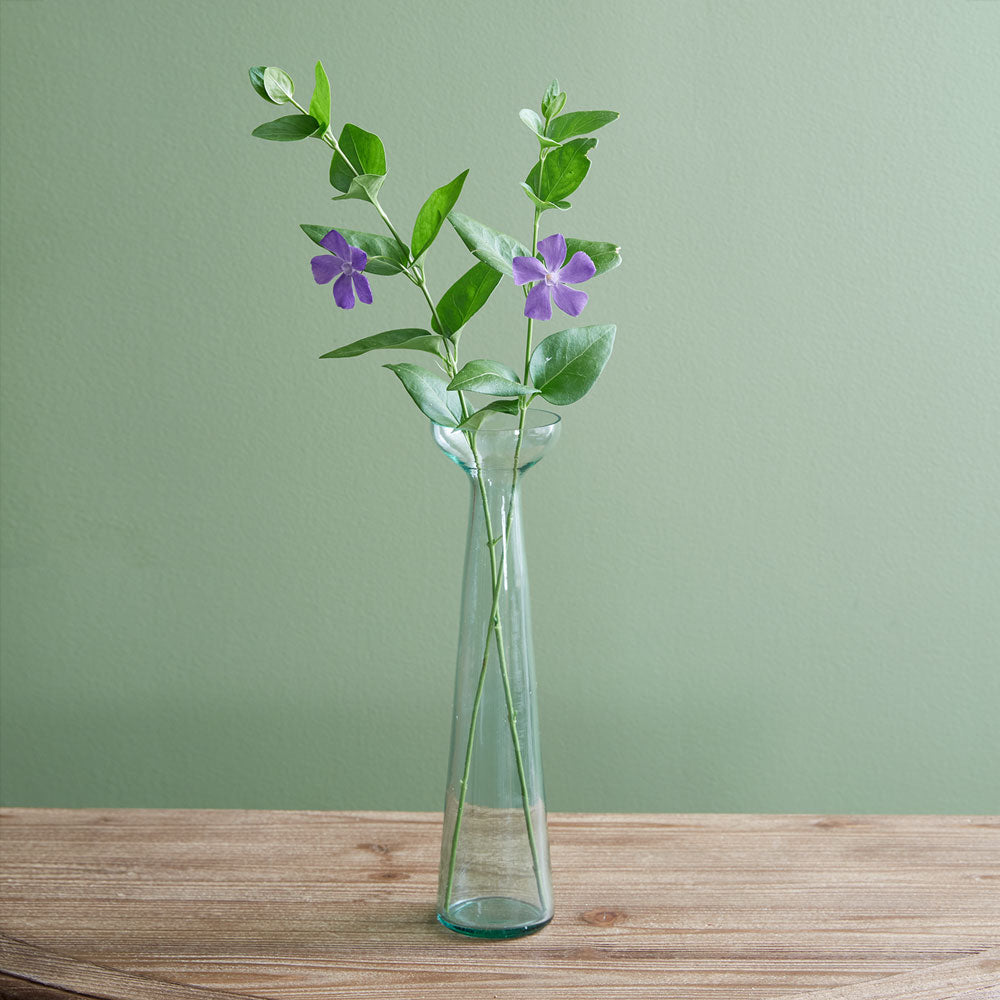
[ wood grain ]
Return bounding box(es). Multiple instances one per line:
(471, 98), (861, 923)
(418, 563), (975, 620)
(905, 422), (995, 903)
(1, 810), (998, 999)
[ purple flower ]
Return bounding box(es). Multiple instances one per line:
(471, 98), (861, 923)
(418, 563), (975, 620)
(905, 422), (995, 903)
(310, 229), (373, 309)
(512, 234), (595, 321)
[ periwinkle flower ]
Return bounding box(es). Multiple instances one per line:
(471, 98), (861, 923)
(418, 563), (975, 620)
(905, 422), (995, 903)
(512, 233), (595, 321)
(311, 229), (373, 309)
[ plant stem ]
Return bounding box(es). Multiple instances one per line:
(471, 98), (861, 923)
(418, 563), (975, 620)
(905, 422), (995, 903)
(443, 209), (548, 912)
(373, 200), (410, 257)
(297, 112), (544, 911)
(522, 209), (541, 381)
(443, 458), (545, 910)
(505, 206), (542, 540)
(410, 272), (531, 915)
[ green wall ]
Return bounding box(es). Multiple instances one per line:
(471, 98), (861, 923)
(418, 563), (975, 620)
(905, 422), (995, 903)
(2, 0), (998, 814)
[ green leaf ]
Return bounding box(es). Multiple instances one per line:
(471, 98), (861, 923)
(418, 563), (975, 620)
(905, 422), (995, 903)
(411, 169), (469, 262)
(564, 238), (622, 277)
(249, 66), (271, 102)
(332, 172), (386, 204)
(456, 399), (520, 430)
(520, 108), (543, 132)
(525, 137), (597, 204)
(308, 60), (332, 130)
(432, 262), (503, 338)
(329, 124), (387, 193)
(447, 359), (533, 397)
(545, 110), (619, 142)
(529, 324), (616, 405)
(519, 108), (562, 149)
(541, 80), (565, 119)
(384, 363), (463, 426)
(322, 329), (442, 359)
(263, 67), (294, 105)
(447, 211), (530, 277)
(519, 182), (570, 214)
(252, 115), (321, 141)
(300, 225), (408, 276)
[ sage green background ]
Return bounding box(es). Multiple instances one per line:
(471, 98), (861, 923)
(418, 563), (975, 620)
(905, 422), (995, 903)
(1, 0), (998, 814)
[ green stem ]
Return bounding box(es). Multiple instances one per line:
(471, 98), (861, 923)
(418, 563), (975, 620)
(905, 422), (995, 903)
(506, 207), (541, 559)
(414, 272), (446, 339)
(522, 209), (541, 382)
(505, 206), (542, 511)
(297, 111), (544, 910)
(443, 465), (502, 900)
(443, 459), (545, 911)
(372, 199), (411, 259)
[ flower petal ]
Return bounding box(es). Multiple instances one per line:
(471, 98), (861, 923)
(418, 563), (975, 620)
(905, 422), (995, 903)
(352, 271), (373, 305)
(512, 255), (547, 285)
(551, 281), (588, 317)
(524, 281), (552, 321)
(311, 254), (341, 285)
(320, 229), (351, 260)
(350, 245), (368, 271)
(556, 250), (596, 285)
(333, 271), (355, 309)
(537, 233), (567, 272)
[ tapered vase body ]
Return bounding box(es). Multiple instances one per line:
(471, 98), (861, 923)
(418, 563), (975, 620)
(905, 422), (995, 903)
(432, 409), (560, 938)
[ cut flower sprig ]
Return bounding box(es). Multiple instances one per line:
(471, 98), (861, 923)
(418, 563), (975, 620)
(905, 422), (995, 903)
(250, 63), (622, 909)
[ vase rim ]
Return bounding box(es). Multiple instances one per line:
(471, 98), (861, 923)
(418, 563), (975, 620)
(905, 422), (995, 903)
(431, 408), (561, 433)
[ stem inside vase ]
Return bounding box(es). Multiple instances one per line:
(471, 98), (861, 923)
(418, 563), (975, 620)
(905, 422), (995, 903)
(432, 410), (560, 938)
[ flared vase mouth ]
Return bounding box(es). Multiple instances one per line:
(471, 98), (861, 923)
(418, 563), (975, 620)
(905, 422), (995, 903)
(431, 408), (562, 473)
(430, 408), (561, 433)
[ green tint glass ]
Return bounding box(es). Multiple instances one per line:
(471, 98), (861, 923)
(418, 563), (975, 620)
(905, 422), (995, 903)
(432, 410), (561, 937)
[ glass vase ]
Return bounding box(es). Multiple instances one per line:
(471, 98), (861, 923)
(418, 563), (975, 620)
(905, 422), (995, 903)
(432, 408), (560, 938)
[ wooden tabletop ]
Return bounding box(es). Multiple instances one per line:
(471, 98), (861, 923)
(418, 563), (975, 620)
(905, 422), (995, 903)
(1, 810), (998, 999)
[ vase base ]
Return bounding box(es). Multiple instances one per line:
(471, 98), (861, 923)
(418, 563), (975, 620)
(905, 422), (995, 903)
(437, 896), (552, 939)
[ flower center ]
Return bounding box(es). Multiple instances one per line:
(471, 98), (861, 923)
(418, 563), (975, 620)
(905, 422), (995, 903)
(543, 271), (558, 285)
(341, 262), (354, 276)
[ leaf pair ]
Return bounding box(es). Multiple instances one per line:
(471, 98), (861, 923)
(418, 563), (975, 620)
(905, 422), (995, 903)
(382, 320), (615, 429)
(519, 107), (619, 149)
(444, 324), (616, 407)
(524, 137), (597, 208)
(250, 66), (295, 105)
(519, 109), (562, 150)
(541, 80), (566, 121)
(250, 63), (331, 143)
(534, 79), (618, 143)
(329, 123), (387, 203)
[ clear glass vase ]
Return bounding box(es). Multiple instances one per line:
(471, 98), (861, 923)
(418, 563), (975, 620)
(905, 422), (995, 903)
(432, 408), (560, 938)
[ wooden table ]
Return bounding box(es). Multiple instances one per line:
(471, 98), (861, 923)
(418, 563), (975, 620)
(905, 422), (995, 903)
(1, 810), (998, 999)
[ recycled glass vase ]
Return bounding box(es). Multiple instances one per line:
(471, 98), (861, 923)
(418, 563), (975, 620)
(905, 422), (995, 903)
(432, 408), (560, 938)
